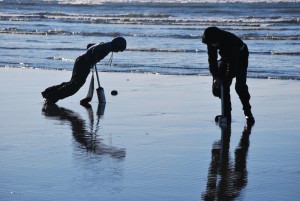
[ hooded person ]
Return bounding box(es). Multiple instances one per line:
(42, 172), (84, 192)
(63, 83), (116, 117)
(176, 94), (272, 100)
(41, 37), (126, 104)
(202, 27), (255, 125)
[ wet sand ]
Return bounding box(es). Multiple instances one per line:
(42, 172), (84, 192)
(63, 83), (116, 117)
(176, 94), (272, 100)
(0, 68), (299, 201)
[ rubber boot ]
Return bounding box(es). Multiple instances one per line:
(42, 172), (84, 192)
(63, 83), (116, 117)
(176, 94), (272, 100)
(244, 109), (255, 126)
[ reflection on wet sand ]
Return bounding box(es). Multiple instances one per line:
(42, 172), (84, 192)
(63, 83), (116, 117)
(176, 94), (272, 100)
(202, 123), (253, 201)
(42, 103), (126, 159)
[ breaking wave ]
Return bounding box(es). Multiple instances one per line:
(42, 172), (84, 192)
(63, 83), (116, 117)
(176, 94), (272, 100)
(49, 0), (300, 4)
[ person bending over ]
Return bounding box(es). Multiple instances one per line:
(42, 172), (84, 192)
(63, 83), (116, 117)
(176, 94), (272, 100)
(42, 37), (126, 104)
(202, 27), (254, 125)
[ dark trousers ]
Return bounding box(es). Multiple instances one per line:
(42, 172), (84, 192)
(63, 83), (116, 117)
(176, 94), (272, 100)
(42, 56), (91, 103)
(221, 66), (252, 117)
(213, 48), (252, 117)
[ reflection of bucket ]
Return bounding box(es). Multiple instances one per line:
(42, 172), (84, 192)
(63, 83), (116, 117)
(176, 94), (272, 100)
(96, 87), (106, 103)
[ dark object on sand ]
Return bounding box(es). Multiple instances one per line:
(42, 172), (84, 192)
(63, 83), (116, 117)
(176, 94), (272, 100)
(111, 90), (118, 96)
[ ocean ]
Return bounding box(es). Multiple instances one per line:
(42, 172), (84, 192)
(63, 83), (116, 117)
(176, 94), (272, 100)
(0, 0), (299, 80)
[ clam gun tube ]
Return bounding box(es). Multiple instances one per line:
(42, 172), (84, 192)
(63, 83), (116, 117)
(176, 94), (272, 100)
(94, 64), (106, 103)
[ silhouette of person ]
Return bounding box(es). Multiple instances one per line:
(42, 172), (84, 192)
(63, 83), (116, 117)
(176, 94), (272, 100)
(41, 103), (126, 158)
(202, 27), (254, 125)
(42, 37), (126, 104)
(202, 123), (253, 201)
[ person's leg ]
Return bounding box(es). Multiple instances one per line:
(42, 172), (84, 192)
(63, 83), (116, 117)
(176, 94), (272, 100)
(43, 56), (90, 104)
(47, 80), (85, 102)
(236, 46), (255, 124)
(70, 56), (91, 81)
(42, 82), (67, 99)
(235, 66), (254, 122)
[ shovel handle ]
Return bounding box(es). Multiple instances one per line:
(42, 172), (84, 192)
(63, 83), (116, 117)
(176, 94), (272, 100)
(94, 64), (101, 88)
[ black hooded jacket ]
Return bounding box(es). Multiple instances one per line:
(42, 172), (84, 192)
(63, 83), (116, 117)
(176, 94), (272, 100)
(206, 30), (249, 79)
(70, 42), (112, 83)
(84, 42), (112, 68)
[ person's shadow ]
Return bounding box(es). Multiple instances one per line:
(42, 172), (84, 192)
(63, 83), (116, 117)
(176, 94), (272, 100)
(202, 123), (253, 201)
(41, 103), (126, 159)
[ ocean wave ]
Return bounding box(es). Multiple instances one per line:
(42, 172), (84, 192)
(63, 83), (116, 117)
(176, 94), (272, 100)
(0, 46), (83, 52)
(127, 48), (205, 53)
(271, 51), (300, 55)
(1, 27), (299, 41)
(0, 44), (299, 56)
(243, 35), (300, 40)
(1, 12), (299, 26)
(46, 57), (75, 62)
(50, 0), (300, 4)
(1, 66), (299, 80)
(127, 49), (300, 55)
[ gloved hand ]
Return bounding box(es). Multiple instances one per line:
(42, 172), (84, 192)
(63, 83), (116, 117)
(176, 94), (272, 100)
(212, 77), (221, 97)
(213, 77), (221, 89)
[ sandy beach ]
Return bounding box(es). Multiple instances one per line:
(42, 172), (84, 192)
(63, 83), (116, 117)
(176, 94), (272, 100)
(0, 67), (299, 201)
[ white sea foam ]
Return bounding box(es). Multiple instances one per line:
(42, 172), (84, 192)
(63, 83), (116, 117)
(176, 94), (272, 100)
(48, 0), (300, 4)
(2, 0), (299, 80)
